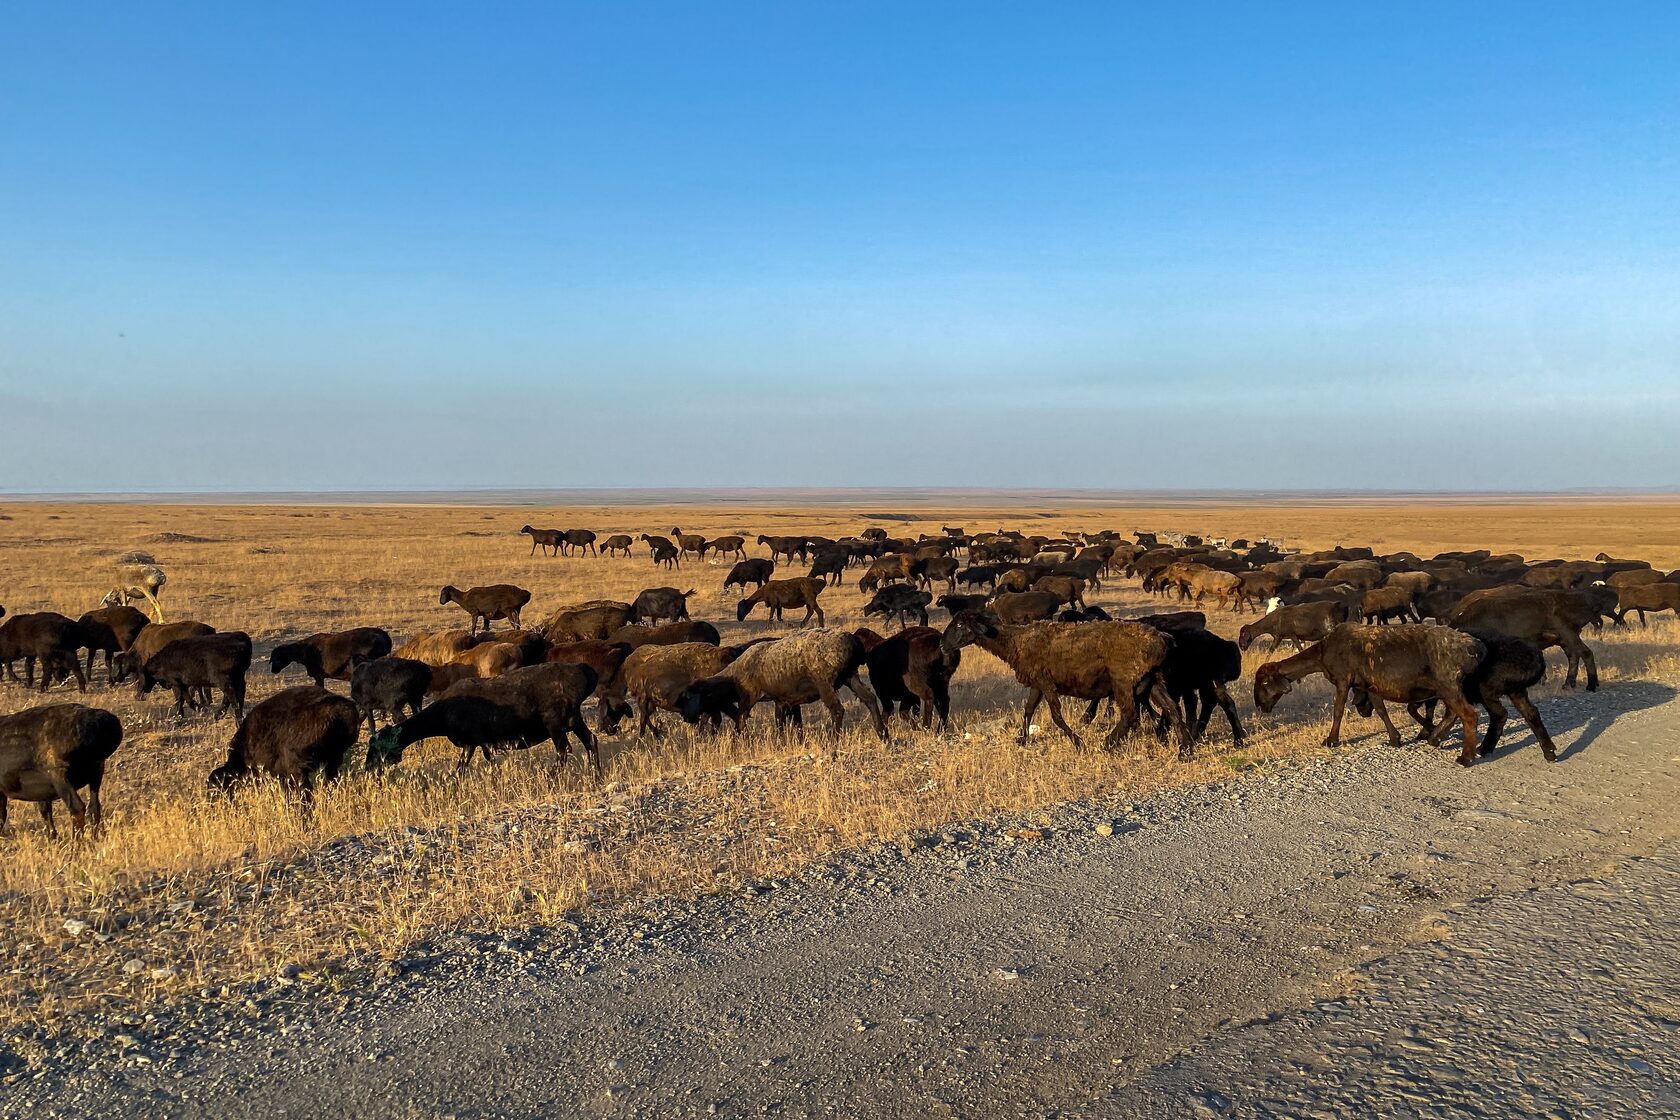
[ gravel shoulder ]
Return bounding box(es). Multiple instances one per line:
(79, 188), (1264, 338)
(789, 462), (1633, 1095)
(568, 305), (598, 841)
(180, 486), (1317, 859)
(12, 678), (1680, 1119)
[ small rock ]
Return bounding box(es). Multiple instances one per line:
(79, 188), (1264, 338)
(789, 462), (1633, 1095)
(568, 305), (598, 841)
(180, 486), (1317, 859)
(1094, 821), (1117, 837)
(150, 967), (179, 981)
(62, 919), (90, 938)
(276, 963), (302, 982)
(1627, 1057), (1655, 1074)
(113, 1034), (140, 1049)
(121, 959), (146, 976)
(994, 967), (1022, 981)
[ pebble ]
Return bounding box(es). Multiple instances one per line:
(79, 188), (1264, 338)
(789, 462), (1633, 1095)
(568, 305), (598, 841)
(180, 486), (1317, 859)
(121, 959), (146, 977)
(62, 919), (90, 938)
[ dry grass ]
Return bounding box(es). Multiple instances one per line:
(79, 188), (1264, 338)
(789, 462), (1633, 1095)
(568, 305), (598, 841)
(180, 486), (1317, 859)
(0, 497), (1676, 1035)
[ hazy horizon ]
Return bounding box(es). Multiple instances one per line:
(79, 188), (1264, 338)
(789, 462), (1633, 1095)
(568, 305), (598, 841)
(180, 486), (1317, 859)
(4, 5), (1677, 492)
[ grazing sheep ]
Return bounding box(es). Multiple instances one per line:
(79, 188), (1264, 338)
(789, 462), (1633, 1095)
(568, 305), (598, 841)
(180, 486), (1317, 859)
(444, 641), (523, 681)
(1360, 584), (1418, 625)
(466, 628), (550, 667)
(940, 612), (1187, 754)
(0, 612), (89, 692)
(364, 696), (536, 770)
(1031, 575), (1087, 612)
(676, 629), (887, 749)
(955, 565), (1002, 590)
(987, 591), (1064, 624)
(111, 619), (215, 687)
(1178, 566), (1245, 612)
(737, 578), (826, 627)
(561, 529), (598, 557)
(629, 587), (696, 625)
(913, 555), (960, 593)
(858, 554), (914, 593)
(1237, 600), (1349, 652)
(1449, 586), (1600, 690)
(1253, 624), (1484, 765)
(542, 601), (636, 643)
(76, 605), (149, 684)
(757, 535), (807, 563)
(350, 657), (432, 734)
(439, 584), (531, 633)
(640, 533), (677, 558)
(854, 626), (961, 729)
(544, 640), (637, 731)
(1613, 581), (1680, 627)
(0, 704), (122, 837)
(389, 629), (476, 667)
(606, 620), (721, 651)
(726, 558), (776, 594)
(806, 548), (851, 587)
(707, 535), (747, 560)
(650, 542), (681, 569)
(936, 593), (991, 618)
(863, 585), (933, 629)
(520, 526), (565, 556)
(670, 528), (708, 562)
(136, 632), (253, 719)
(444, 662), (601, 770)
(270, 627), (393, 687)
(601, 534), (634, 557)
(622, 642), (745, 737)
(208, 686), (359, 795)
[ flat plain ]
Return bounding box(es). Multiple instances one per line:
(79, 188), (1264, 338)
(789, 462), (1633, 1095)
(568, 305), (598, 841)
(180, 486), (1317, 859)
(0, 495), (1677, 1111)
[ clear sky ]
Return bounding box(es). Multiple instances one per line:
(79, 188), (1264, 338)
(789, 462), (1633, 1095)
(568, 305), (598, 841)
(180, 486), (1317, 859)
(2, 3), (1676, 493)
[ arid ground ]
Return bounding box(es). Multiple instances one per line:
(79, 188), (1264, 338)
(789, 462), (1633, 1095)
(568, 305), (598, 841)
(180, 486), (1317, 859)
(1, 495), (1677, 1113)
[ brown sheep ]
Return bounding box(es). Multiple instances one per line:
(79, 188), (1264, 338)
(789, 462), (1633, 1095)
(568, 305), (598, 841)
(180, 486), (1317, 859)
(439, 584), (531, 633)
(854, 626), (961, 730)
(737, 578), (826, 627)
(670, 528), (708, 561)
(1449, 586), (1600, 690)
(1323, 562), (1384, 590)
(707, 535), (747, 560)
(270, 627), (394, 686)
(622, 641), (745, 737)
(136, 632), (253, 720)
(913, 555), (961, 592)
(520, 526), (565, 556)
(601, 534), (634, 557)
(0, 704), (123, 838)
(1360, 584), (1418, 625)
(1179, 567), (1245, 612)
(444, 662), (601, 769)
(1613, 581), (1680, 627)
(987, 591), (1064, 624)
(209, 686), (359, 795)
(465, 628), (550, 667)
(1253, 623), (1483, 765)
(757, 535), (807, 563)
(560, 529), (598, 557)
(390, 629), (476, 667)
(629, 587), (697, 625)
(604, 621), (721, 651)
(1031, 575), (1087, 611)
(0, 612), (89, 692)
(350, 657), (432, 734)
(940, 612), (1187, 754)
(1238, 600), (1348, 652)
(676, 629), (887, 749)
(541, 601), (635, 643)
(650, 542), (681, 569)
(445, 641), (522, 681)
(76, 605), (150, 684)
(858, 554), (914, 592)
(726, 558), (776, 593)
(543, 640), (636, 730)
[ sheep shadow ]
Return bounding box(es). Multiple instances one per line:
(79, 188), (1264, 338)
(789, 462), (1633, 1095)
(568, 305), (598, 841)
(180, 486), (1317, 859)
(1479, 678), (1678, 764)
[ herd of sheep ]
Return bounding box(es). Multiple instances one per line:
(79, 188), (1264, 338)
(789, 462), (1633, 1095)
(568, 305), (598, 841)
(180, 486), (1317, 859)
(1, 522), (1677, 840)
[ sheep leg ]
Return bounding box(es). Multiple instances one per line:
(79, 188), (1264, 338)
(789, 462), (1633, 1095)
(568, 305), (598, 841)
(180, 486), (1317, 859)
(46, 774), (86, 838)
(930, 675), (952, 730)
(1507, 689), (1557, 761)
(1209, 682), (1244, 746)
(1043, 690), (1083, 747)
(1080, 698), (1101, 725)
(36, 800), (56, 840)
(571, 711), (600, 772)
(1448, 695), (1480, 766)
(1366, 695), (1404, 749)
(1102, 688), (1141, 752)
(1324, 682), (1350, 748)
(1018, 690), (1045, 745)
(1477, 695), (1509, 757)
(0, 795), (8, 836)
(844, 672), (888, 742)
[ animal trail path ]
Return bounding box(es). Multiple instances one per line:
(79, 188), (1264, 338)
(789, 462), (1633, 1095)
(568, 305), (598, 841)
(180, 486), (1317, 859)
(20, 680), (1680, 1119)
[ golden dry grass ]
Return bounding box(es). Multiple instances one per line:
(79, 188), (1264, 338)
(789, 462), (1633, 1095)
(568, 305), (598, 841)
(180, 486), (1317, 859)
(0, 496), (1676, 1034)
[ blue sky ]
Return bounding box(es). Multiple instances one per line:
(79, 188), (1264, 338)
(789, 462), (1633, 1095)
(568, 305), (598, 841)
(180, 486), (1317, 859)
(2, 3), (1676, 492)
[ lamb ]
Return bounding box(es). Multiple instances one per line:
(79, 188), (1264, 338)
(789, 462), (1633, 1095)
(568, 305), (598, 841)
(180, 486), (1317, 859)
(364, 695), (536, 770)
(601, 534), (634, 557)
(1448, 586), (1600, 690)
(0, 612), (89, 691)
(350, 657), (433, 734)
(0, 704), (123, 837)
(439, 584), (531, 633)
(807, 548), (851, 587)
(986, 591), (1064, 624)
(862, 585), (933, 629)
(670, 528), (708, 561)
(939, 612), (1187, 754)
(1360, 584), (1418, 625)
(75, 605), (149, 684)
(270, 627), (393, 687)
(444, 662), (601, 770)
(389, 629), (476, 667)
(629, 587), (696, 625)
(561, 529), (598, 557)
(208, 686), (359, 795)
(736, 578), (826, 627)
(136, 631), (253, 719)
(542, 601), (635, 643)
(621, 641), (746, 737)
(936, 593), (991, 617)
(1237, 600), (1348, 652)
(520, 526), (565, 556)
(725, 558), (776, 593)
(1252, 623), (1484, 765)
(650, 542), (681, 569)
(853, 626), (961, 729)
(1613, 581), (1680, 627)
(706, 535), (747, 560)
(676, 629), (887, 749)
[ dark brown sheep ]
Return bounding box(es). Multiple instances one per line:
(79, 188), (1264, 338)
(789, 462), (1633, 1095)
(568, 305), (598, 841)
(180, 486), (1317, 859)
(806, 548), (851, 587)
(955, 565), (1003, 590)
(1253, 624), (1484, 765)
(543, 639), (636, 731)
(670, 528), (708, 561)
(542, 601), (635, 643)
(858, 554), (914, 593)
(111, 619), (216, 687)
(137, 631), (253, 719)
(270, 627), (393, 686)
(940, 612), (1187, 754)
(440, 584), (531, 633)
(1613, 581), (1680, 626)
(0, 704), (122, 837)
(444, 662), (601, 770)
(350, 657), (432, 735)
(520, 526), (564, 556)
(601, 534), (634, 557)
(605, 620), (721, 651)
(1031, 575), (1087, 611)
(726, 558), (776, 593)
(676, 630), (887, 748)
(936, 593), (991, 617)
(737, 578), (826, 627)
(1360, 584), (1417, 625)
(0, 612), (89, 692)
(757, 535), (807, 563)
(854, 625), (961, 730)
(649, 542), (681, 569)
(76, 605), (150, 684)
(561, 529), (598, 556)
(1238, 600), (1348, 652)
(707, 535), (747, 560)
(621, 641), (745, 737)
(1449, 586), (1600, 690)
(209, 686), (358, 794)
(987, 591), (1063, 624)
(365, 695), (535, 770)
(629, 587), (696, 625)
(913, 555), (961, 593)
(862, 585), (933, 629)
